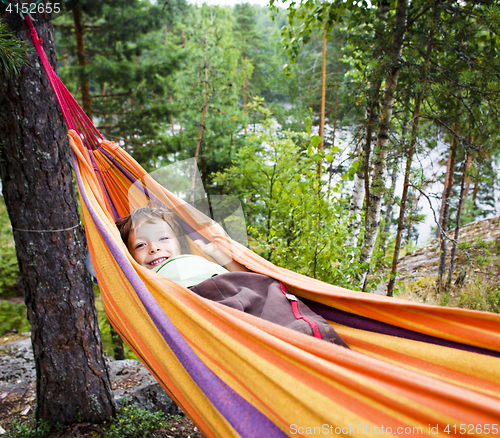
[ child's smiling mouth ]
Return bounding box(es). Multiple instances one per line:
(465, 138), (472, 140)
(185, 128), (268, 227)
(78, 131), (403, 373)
(148, 257), (169, 267)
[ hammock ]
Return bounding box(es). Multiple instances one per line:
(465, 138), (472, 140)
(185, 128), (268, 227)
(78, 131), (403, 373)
(26, 16), (500, 438)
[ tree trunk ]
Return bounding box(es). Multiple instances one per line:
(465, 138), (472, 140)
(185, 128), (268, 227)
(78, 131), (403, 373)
(243, 68), (247, 135)
(346, 169), (365, 247)
(191, 35), (209, 204)
(345, 85), (381, 248)
(362, 85), (381, 211)
(379, 149), (401, 258)
(346, 129), (367, 247)
(387, 11), (435, 296)
(463, 154), (472, 200)
(110, 325), (125, 360)
(0, 9), (114, 425)
(345, 0), (390, 244)
(242, 48), (247, 135)
(319, 28), (327, 151)
(436, 120), (459, 292)
(359, 0), (390, 212)
(170, 95), (175, 134)
(360, 0), (408, 288)
(72, 5), (92, 120)
(436, 152), (452, 239)
(330, 41), (341, 149)
(447, 155), (469, 285)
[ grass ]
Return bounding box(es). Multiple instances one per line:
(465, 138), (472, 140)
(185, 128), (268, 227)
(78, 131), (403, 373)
(5, 405), (181, 438)
(401, 273), (500, 314)
(394, 226), (500, 315)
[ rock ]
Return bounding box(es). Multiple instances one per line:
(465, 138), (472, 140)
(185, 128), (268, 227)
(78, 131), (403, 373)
(0, 336), (182, 416)
(107, 358), (182, 416)
(120, 380), (182, 416)
(0, 338), (35, 392)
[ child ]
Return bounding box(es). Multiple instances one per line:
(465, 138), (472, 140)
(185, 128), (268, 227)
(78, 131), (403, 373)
(116, 204), (348, 346)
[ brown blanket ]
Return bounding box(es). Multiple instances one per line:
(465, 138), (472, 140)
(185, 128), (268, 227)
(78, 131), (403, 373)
(190, 272), (348, 347)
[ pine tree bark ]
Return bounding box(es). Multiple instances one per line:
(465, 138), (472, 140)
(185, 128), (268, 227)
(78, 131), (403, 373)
(0, 8), (114, 425)
(360, 0), (408, 288)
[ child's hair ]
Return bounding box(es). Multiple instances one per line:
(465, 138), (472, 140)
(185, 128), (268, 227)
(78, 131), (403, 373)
(115, 203), (190, 254)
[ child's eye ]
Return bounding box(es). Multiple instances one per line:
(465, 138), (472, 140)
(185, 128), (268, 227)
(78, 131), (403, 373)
(135, 243), (146, 249)
(159, 236), (169, 241)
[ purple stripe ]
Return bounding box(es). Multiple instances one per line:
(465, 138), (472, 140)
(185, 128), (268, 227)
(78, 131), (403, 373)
(304, 300), (500, 358)
(100, 149), (138, 189)
(71, 150), (286, 438)
(87, 150), (119, 220)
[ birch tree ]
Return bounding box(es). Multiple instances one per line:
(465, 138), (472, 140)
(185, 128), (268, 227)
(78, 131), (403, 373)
(387, 1), (437, 296)
(359, 0), (408, 287)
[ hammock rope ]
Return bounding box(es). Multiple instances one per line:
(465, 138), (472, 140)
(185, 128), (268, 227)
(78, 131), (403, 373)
(22, 15), (500, 438)
(25, 15), (102, 149)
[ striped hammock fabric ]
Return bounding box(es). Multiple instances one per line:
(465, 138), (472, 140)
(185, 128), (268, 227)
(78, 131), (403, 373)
(23, 13), (500, 437)
(68, 130), (500, 438)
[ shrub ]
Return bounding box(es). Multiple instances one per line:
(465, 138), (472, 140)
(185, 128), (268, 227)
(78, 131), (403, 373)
(0, 300), (30, 336)
(104, 404), (174, 438)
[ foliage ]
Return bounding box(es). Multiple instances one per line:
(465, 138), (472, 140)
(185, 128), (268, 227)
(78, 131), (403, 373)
(0, 196), (21, 298)
(5, 406), (177, 438)
(54, 0), (185, 149)
(102, 404), (173, 438)
(0, 300), (30, 336)
(214, 100), (361, 287)
(5, 417), (51, 438)
(400, 230), (500, 312)
(0, 16), (29, 78)
(138, 4), (249, 183)
(40, 0), (500, 295)
(457, 282), (500, 314)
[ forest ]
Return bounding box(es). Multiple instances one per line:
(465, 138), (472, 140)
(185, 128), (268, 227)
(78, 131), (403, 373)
(1, 0), (500, 435)
(5, 0), (497, 292)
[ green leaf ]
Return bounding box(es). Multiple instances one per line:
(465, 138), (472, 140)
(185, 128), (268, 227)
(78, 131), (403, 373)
(310, 135), (322, 148)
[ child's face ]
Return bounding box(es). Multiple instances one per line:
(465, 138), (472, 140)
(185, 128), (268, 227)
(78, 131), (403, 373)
(127, 219), (182, 269)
